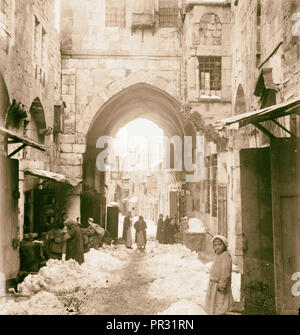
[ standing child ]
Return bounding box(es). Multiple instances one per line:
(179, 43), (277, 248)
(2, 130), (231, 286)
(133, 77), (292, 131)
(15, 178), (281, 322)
(205, 235), (233, 315)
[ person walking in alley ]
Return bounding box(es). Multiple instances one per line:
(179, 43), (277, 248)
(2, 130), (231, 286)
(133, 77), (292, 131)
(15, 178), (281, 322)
(162, 215), (169, 244)
(134, 215), (147, 251)
(164, 216), (177, 244)
(156, 214), (164, 243)
(122, 211), (133, 249)
(63, 218), (85, 265)
(205, 235), (233, 315)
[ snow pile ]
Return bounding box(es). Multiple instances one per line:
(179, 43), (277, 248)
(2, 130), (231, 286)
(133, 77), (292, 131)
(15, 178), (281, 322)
(84, 248), (126, 272)
(17, 248), (126, 296)
(144, 242), (211, 306)
(187, 218), (206, 233)
(158, 299), (207, 315)
(0, 291), (65, 315)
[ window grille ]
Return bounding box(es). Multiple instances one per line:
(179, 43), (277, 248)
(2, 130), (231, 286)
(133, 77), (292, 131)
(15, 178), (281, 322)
(198, 56), (222, 92)
(105, 0), (125, 27)
(159, 0), (178, 28)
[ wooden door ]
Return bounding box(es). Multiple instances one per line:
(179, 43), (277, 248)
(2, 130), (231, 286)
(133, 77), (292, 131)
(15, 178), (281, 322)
(240, 148), (275, 314)
(270, 138), (300, 314)
(106, 206), (119, 239)
(0, 157), (19, 280)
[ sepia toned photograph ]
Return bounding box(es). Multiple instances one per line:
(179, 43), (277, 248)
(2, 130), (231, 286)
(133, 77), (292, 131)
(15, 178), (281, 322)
(0, 0), (300, 318)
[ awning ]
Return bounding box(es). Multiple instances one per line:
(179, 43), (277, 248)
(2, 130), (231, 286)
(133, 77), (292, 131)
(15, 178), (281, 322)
(254, 68), (278, 97)
(24, 168), (82, 187)
(215, 97), (300, 132)
(0, 126), (46, 158)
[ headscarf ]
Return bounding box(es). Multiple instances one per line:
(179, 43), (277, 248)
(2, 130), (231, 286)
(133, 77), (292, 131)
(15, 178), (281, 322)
(212, 235), (228, 249)
(64, 218), (77, 228)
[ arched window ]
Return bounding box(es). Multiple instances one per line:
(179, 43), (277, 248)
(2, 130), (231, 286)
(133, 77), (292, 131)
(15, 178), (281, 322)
(199, 13), (222, 45)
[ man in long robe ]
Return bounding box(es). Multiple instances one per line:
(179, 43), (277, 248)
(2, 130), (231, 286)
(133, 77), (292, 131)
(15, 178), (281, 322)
(122, 211), (133, 248)
(64, 218), (84, 265)
(156, 214), (164, 243)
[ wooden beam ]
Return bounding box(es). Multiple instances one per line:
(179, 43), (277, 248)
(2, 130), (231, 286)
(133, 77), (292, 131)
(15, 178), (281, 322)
(8, 144), (26, 158)
(0, 126), (46, 151)
(271, 119), (296, 137)
(254, 123), (276, 139)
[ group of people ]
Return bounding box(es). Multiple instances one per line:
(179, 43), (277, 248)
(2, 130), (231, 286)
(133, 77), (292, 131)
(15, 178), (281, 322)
(122, 212), (147, 251)
(47, 217), (106, 265)
(156, 214), (178, 244)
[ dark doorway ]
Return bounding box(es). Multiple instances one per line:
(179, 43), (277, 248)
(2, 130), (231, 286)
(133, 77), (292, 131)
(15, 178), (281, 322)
(106, 206), (119, 239)
(270, 138), (300, 314)
(240, 147), (276, 314)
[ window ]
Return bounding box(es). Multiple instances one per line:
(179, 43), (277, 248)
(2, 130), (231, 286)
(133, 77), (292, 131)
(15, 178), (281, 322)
(198, 56), (222, 93)
(159, 0), (178, 28)
(105, 0), (125, 27)
(0, 0), (8, 32)
(199, 13), (222, 45)
(34, 16), (41, 60)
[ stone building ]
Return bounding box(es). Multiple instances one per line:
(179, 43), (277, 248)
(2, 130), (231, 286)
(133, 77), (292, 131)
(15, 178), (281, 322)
(1, 0), (300, 315)
(215, 0), (300, 314)
(0, 0), (62, 283)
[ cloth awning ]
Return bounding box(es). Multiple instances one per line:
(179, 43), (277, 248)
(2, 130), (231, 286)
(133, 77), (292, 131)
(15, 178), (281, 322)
(0, 126), (46, 157)
(24, 168), (82, 187)
(215, 97), (300, 131)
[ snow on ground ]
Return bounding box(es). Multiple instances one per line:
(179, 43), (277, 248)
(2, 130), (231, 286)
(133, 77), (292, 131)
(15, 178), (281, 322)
(0, 247), (127, 315)
(158, 299), (206, 315)
(140, 241), (211, 310)
(0, 222), (240, 315)
(0, 291), (66, 315)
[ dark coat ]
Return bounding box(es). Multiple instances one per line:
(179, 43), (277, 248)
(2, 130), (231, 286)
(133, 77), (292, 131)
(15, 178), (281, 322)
(156, 218), (164, 242)
(65, 222), (84, 265)
(122, 215), (131, 241)
(164, 219), (176, 244)
(134, 220), (147, 245)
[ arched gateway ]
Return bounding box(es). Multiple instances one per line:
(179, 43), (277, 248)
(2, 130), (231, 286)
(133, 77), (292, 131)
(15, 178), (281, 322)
(80, 82), (189, 226)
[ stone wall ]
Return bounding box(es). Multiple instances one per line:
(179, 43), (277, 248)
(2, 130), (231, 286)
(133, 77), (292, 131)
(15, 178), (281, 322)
(59, 0), (183, 180)
(0, 0), (61, 279)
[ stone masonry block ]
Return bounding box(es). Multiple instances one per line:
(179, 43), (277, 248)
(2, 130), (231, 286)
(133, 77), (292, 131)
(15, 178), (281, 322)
(59, 134), (76, 144)
(62, 68), (76, 75)
(73, 144), (86, 154)
(60, 153), (82, 166)
(60, 143), (73, 152)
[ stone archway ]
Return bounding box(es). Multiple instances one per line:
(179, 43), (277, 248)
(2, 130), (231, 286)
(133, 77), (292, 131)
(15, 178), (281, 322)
(78, 71), (181, 137)
(81, 81), (185, 226)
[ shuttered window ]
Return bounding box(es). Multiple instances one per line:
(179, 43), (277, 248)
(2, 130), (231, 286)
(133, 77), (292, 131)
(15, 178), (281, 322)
(105, 0), (126, 27)
(159, 0), (178, 28)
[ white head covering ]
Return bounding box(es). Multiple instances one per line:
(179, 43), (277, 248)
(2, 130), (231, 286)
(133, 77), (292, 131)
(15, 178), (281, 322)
(212, 235), (228, 248)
